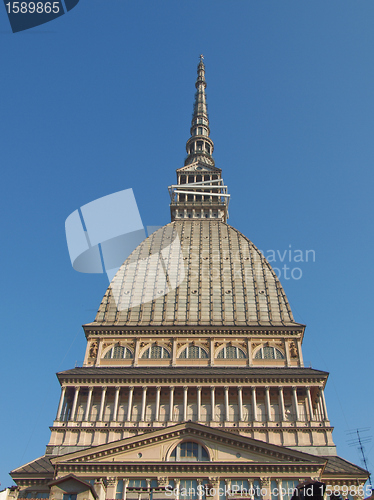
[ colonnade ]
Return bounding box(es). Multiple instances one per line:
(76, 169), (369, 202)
(174, 208), (221, 220)
(108, 477), (297, 500)
(56, 385), (329, 424)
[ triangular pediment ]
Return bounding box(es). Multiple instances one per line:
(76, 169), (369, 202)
(51, 422), (325, 466)
(176, 162), (221, 174)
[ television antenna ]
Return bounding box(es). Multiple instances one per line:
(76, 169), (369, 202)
(347, 428), (372, 489)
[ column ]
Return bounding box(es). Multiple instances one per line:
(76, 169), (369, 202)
(96, 340), (104, 363)
(247, 339), (252, 367)
(183, 386), (188, 421)
(197, 480), (203, 500)
(317, 399), (323, 421)
(265, 386), (271, 421)
(297, 338), (304, 367)
(320, 387), (329, 421)
(56, 386), (66, 421)
(70, 386), (80, 421)
(292, 386), (299, 421)
(146, 479), (151, 497)
(224, 386), (230, 422)
(210, 339), (215, 366)
(225, 480), (231, 498)
(284, 339), (290, 367)
(306, 386), (314, 421)
(210, 386), (215, 421)
(141, 386), (147, 421)
(248, 481), (254, 500)
(237, 386), (243, 422)
(169, 386), (174, 421)
(197, 386), (201, 421)
(123, 479), (129, 500)
(155, 386), (161, 422)
(260, 478), (271, 500)
(106, 478), (117, 499)
(278, 387), (286, 421)
(172, 339), (177, 367)
(84, 386), (93, 421)
(174, 479), (180, 500)
(251, 387), (257, 421)
(277, 480), (284, 500)
(134, 338), (140, 367)
(113, 387), (120, 421)
(127, 387), (134, 421)
(98, 386), (107, 421)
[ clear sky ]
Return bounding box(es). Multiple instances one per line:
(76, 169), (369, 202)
(0, 0), (373, 489)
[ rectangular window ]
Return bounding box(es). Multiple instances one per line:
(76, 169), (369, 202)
(271, 480), (278, 500)
(116, 479), (124, 499)
(257, 403), (266, 422)
(187, 403), (197, 420)
(282, 481), (298, 500)
(159, 404), (169, 422)
(215, 403), (224, 422)
(104, 403), (113, 422)
(145, 403), (154, 421)
(117, 403), (127, 422)
(180, 480), (198, 500)
(298, 402), (307, 421)
(63, 495), (77, 500)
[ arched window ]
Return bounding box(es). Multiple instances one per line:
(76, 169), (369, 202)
(179, 345), (208, 359)
(104, 345), (133, 359)
(169, 441), (209, 462)
(217, 346), (246, 359)
(141, 344), (170, 359)
(255, 346), (285, 360)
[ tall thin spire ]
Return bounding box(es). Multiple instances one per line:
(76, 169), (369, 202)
(184, 55), (215, 167)
(168, 56), (230, 223)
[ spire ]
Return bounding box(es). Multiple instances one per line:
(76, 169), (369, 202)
(184, 55), (215, 167)
(168, 56), (230, 223)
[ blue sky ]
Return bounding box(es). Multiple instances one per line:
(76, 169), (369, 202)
(1, 0), (373, 488)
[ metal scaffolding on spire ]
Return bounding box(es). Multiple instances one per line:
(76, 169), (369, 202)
(169, 56), (230, 223)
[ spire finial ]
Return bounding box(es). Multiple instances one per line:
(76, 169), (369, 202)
(184, 56), (214, 167)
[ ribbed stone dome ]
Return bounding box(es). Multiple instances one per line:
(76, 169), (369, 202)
(93, 220), (297, 327)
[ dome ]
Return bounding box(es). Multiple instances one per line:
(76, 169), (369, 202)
(93, 220), (297, 327)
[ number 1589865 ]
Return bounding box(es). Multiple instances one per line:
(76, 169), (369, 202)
(5, 2), (60, 13)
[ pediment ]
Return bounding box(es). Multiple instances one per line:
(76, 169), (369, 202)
(176, 162), (221, 174)
(51, 423), (325, 466)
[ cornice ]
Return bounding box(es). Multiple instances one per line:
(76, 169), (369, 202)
(56, 374), (328, 386)
(55, 461), (323, 475)
(10, 477), (53, 485)
(83, 326), (305, 338)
